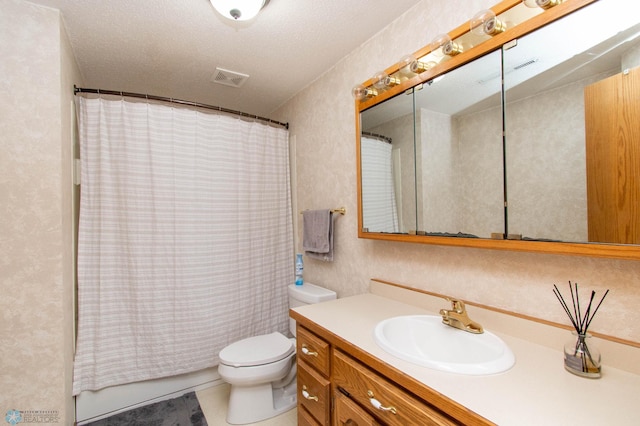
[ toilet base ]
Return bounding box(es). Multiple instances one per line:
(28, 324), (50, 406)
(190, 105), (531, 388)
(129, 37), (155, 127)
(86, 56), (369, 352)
(226, 380), (297, 425)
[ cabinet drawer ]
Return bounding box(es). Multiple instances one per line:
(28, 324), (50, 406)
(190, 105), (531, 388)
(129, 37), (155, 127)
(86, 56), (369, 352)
(298, 404), (321, 426)
(333, 350), (459, 426)
(335, 391), (382, 426)
(298, 360), (331, 426)
(297, 325), (331, 376)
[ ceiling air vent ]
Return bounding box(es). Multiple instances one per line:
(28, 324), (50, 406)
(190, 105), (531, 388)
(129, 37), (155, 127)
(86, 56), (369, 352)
(211, 67), (249, 88)
(512, 58), (538, 70)
(476, 58), (539, 85)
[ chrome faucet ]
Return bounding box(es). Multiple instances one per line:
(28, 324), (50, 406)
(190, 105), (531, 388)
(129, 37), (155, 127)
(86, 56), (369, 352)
(439, 298), (484, 334)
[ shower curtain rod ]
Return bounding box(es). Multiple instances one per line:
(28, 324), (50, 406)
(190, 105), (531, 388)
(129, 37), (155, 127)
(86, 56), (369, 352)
(362, 131), (392, 144)
(74, 86), (289, 129)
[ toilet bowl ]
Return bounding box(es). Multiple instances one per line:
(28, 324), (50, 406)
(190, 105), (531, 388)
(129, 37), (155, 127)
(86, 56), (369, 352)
(218, 332), (297, 424)
(217, 282), (337, 425)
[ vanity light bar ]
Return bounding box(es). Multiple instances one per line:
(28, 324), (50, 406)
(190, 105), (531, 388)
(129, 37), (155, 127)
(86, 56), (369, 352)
(352, 0), (565, 102)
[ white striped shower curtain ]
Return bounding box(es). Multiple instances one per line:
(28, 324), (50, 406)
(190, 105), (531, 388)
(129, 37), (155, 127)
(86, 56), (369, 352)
(72, 97), (293, 394)
(361, 136), (399, 233)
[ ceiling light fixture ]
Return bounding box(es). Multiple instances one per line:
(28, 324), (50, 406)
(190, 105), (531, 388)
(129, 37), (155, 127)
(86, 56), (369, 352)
(210, 0), (267, 21)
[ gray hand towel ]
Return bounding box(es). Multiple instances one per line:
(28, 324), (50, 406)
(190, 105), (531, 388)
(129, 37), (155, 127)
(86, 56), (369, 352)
(302, 209), (335, 261)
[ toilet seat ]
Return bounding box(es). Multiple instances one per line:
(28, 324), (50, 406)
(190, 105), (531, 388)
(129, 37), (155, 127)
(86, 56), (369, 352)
(219, 332), (294, 367)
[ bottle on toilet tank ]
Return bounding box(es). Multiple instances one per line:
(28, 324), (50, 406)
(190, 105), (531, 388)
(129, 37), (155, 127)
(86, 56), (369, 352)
(295, 253), (304, 286)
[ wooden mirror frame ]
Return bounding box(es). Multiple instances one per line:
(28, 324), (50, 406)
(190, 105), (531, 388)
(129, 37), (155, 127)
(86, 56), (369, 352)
(355, 0), (640, 260)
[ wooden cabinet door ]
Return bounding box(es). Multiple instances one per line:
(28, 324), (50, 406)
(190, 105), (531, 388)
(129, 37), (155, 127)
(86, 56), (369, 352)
(585, 67), (640, 243)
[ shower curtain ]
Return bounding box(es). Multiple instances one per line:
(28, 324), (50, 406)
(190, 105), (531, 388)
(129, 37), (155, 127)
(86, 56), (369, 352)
(72, 97), (293, 394)
(361, 136), (399, 233)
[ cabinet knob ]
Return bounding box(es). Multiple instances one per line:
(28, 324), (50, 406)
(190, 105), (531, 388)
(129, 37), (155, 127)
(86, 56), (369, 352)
(302, 385), (319, 402)
(301, 344), (318, 357)
(367, 390), (397, 415)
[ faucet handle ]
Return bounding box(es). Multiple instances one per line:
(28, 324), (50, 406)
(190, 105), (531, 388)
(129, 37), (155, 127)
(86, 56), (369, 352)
(445, 297), (465, 313)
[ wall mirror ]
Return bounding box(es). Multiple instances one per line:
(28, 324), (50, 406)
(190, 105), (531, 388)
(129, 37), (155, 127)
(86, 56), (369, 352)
(356, 0), (640, 259)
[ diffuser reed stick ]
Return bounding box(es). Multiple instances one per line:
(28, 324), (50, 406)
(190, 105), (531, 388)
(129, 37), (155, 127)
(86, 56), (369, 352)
(553, 281), (609, 335)
(553, 281), (609, 378)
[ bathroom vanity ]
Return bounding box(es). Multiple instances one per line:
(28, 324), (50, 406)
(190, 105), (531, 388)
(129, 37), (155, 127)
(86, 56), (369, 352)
(290, 280), (640, 425)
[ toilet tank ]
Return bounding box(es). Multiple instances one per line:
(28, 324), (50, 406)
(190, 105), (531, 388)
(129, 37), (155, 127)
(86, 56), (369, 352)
(288, 282), (337, 336)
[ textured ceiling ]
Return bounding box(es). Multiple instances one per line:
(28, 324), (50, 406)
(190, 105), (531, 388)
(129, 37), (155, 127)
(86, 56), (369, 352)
(29, 0), (423, 116)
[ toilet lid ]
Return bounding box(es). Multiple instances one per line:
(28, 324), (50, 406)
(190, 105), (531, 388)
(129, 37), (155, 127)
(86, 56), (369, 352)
(219, 332), (294, 367)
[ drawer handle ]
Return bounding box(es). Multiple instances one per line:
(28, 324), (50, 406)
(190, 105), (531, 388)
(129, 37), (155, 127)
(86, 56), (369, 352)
(367, 390), (397, 415)
(302, 385), (319, 402)
(301, 345), (318, 357)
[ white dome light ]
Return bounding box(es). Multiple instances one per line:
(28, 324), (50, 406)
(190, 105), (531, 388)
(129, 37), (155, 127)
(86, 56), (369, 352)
(210, 0), (267, 21)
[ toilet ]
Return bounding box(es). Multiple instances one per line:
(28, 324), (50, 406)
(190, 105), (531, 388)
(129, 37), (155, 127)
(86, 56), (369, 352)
(218, 282), (337, 425)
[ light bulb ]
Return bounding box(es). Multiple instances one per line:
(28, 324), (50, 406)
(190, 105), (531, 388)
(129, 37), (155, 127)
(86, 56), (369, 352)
(411, 60), (436, 74)
(372, 71), (400, 90)
(522, 0), (563, 8)
(398, 54), (436, 75)
(351, 84), (377, 100)
(398, 55), (416, 77)
(430, 34), (463, 57)
(470, 9), (507, 36)
(536, 0), (564, 8)
(372, 71), (388, 90)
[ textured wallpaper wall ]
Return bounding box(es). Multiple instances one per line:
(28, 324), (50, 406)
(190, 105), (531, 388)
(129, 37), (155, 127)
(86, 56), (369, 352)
(1, 0), (78, 423)
(274, 0), (640, 343)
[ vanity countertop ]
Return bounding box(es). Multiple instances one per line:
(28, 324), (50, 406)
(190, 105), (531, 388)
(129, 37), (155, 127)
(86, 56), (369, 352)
(291, 287), (640, 425)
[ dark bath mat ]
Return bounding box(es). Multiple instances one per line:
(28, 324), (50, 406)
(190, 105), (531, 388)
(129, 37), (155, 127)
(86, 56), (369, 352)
(85, 391), (207, 426)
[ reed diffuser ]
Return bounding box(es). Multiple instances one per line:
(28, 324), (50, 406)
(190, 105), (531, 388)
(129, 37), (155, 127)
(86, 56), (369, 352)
(553, 281), (609, 378)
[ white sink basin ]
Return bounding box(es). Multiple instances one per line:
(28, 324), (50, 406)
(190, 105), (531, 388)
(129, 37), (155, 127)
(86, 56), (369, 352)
(373, 315), (515, 375)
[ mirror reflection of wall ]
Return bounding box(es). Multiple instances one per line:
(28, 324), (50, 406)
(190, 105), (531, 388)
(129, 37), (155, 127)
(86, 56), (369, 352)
(415, 49), (504, 239)
(504, 42), (592, 243)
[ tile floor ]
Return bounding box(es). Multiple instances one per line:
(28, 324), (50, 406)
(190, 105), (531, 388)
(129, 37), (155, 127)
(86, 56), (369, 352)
(196, 384), (297, 426)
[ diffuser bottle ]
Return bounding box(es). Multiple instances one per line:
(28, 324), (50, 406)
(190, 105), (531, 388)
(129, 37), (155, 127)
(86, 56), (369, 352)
(564, 332), (601, 378)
